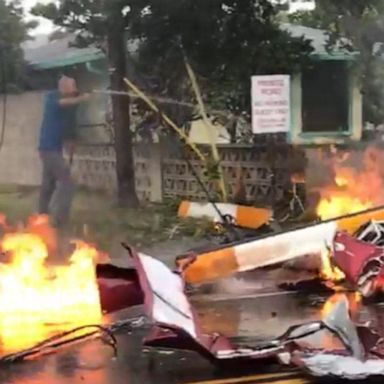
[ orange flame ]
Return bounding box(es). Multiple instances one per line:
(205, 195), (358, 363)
(317, 197), (372, 221)
(0, 215), (102, 353)
(321, 293), (361, 319)
(335, 176), (348, 188)
(320, 249), (345, 282)
(318, 293), (362, 350)
(316, 147), (383, 220)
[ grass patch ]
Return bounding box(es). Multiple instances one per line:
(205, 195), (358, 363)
(0, 185), (210, 253)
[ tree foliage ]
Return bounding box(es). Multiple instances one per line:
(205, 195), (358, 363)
(0, 0), (36, 92)
(289, 0), (384, 123)
(33, 1), (106, 45)
(31, 0), (320, 203)
(33, 0), (140, 206)
(33, 0), (314, 116)
(129, 0), (314, 114)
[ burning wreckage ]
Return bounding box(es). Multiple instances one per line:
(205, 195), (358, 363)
(175, 202), (384, 297)
(98, 204), (384, 380)
(2, 207), (384, 380)
(96, 245), (384, 380)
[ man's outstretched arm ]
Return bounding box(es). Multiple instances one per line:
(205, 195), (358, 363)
(59, 93), (90, 107)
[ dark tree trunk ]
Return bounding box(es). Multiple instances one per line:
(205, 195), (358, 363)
(107, 21), (138, 207)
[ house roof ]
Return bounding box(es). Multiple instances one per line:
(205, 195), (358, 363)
(24, 35), (104, 69)
(281, 23), (357, 60)
(24, 23), (356, 70)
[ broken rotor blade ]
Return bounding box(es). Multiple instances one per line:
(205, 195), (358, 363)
(179, 206), (384, 284)
(180, 221), (338, 284)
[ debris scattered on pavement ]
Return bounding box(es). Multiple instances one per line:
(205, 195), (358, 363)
(95, 243), (384, 380)
(333, 231), (384, 299)
(177, 206), (384, 285)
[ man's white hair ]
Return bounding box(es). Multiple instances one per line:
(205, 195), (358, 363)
(58, 75), (76, 88)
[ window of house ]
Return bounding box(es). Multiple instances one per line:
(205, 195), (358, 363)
(301, 61), (349, 134)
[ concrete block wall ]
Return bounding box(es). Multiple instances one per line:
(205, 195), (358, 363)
(0, 91), (164, 202)
(0, 91), (300, 205)
(0, 92), (43, 186)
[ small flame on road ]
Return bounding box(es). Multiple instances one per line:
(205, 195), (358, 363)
(320, 249), (345, 282)
(0, 215), (102, 353)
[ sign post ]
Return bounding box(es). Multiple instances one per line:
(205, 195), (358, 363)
(251, 75), (290, 134)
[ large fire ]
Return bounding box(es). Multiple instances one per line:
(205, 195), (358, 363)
(313, 146), (384, 281)
(0, 215), (102, 353)
(316, 146), (383, 220)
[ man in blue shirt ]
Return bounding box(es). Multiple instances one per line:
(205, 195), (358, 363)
(38, 76), (90, 228)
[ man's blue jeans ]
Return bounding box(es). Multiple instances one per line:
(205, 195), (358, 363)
(38, 150), (74, 228)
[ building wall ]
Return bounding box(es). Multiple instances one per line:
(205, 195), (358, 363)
(0, 91), (303, 205)
(0, 92), (43, 186)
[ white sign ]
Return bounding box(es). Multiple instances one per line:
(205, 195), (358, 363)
(251, 75), (290, 134)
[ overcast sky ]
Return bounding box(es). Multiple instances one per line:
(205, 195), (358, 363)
(22, 0), (54, 35)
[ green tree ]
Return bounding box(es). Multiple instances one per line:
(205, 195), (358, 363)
(289, 0), (384, 124)
(129, 0), (314, 115)
(32, 0), (314, 204)
(0, 0), (36, 92)
(32, 0), (139, 206)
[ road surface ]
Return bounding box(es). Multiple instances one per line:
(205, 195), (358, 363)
(0, 284), (381, 384)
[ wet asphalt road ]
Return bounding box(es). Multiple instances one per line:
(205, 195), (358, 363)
(0, 287), (383, 384)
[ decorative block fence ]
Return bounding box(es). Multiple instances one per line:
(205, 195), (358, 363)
(71, 141), (305, 205)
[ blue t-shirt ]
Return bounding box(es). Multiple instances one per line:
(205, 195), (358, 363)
(38, 91), (77, 151)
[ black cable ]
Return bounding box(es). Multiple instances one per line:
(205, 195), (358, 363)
(126, 34), (233, 234)
(175, 41), (240, 238)
(0, 325), (116, 364)
(175, 41), (226, 218)
(149, 98), (239, 239)
(180, 147), (240, 240)
(0, 316), (146, 364)
(33, 324), (116, 349)
(181, 147), (229, 223)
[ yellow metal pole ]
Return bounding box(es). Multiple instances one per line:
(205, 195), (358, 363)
(183, 59), (228, 201)
(123, 77), (206, 163)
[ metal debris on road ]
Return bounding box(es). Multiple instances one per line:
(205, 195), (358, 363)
(177, 206), (384, 285)
(93, 243), (384, 380)
(334, 230), (384, 299)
